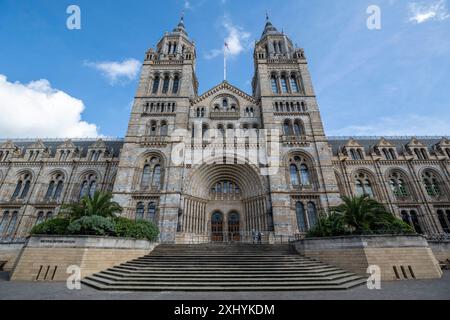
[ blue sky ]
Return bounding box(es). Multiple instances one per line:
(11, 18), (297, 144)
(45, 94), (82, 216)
(0, 0), (449, 138)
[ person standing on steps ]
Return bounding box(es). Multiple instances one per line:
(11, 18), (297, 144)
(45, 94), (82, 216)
(257, 231), (262, 245)
(252, 229), (257, 244)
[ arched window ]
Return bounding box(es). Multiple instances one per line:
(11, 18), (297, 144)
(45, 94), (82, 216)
(79, 181), (88, 200)
(389, 172), (409, 198)
(390, 149), (397, 160)
(421, 149), (428, 160)
(290, 165), (299, 186)
(172, 75), (180, 94)
(141, 158), (163, 191)
(0, 211), (10, 238)
(437, 210), (450, 233)
(160, 121), (168, 136)
(79, 174), (97, 200)
(300, 164), (311, 186)
(89, 181), (97, 198)
(222, 98), (228, 109)
(201, 108), (205, 117)
(422, 171), (442, 197)
(293, 121), (304, 137)
(36, 211), (45, 226)
(307, 202), (318, 228)
(152, 165), (161, 188)
(5, 211), (18, 239)
(357, 149), (364, 160)
(354, 172), (375, 198)
(12, 181), (22, 200)
(414, 149), (423, 160)
(271, 76), (279, 94)
(162, 75), (170, 94)
(152, 75), (160, 94)
(355, 180), (364, 196)
(290, 75), (299, 93)
(350, 149), (358, 160)
(296, 202), (307, 233)
(136, 203), (145, 221)
(20, 178), (31, 199)
(141, 165), (151, 189)
(290, 156), (313, 187)
(383, 149), (392, 160)
(45, 181), (55, 200)
(280, 75), (288, 93)
(283, 120), (292, 136)
(410, 210), (422, 234)
(147, 202), (157, 222)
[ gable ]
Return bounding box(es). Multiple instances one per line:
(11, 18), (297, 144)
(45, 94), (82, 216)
(191, 81), (258, 106)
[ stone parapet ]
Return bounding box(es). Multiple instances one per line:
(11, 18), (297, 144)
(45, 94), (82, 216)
(293, 235), (443, 281)
(10, 236), (158, 282)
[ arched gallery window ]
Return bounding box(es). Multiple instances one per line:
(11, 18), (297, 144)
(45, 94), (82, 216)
(45, 174), (65, 201)
(289, 156), (312, 187)
(141, 157), (163, 191)
(12, 173), (31, 200)
(79, 174), (97, 200)
(388, 172), (409, 198)
(354, 172), (375, 198)
(422, 171), (442, 197)
(172, 75), (180, 94)
(152, 75), (160, 94)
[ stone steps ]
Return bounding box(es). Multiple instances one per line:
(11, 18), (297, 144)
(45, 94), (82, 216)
(82, 244), (367, 291)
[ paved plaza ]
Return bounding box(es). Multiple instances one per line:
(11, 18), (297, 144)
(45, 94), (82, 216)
(1, 271), (449, 300)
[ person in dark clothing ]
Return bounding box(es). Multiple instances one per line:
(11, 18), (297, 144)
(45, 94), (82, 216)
(257, 232), (262, 244)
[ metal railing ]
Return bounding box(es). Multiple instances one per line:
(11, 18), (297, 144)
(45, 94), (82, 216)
(425, 233), (450, 242)
(179, 231), (296, 245)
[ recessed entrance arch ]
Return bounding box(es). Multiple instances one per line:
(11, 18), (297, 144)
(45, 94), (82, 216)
(180, 163), (273, 242)
(211, 212), (224, 242)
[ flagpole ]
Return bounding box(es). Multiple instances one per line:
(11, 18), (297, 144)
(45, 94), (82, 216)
(224, 45), (227, 81)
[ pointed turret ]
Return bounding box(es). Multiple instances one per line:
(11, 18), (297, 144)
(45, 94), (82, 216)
(261, 13), (282, 37)
(172, 14), (188, 36)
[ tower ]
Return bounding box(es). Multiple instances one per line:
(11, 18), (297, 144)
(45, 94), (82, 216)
(113, 16), (197, 242)
(252, 16), (341, 236)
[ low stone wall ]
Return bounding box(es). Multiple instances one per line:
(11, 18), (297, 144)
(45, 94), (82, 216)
(10, 236), (158, 282)
(429, 241), (450, 263)
(0, 242), (25, 272)
(293, 235), (442, 281)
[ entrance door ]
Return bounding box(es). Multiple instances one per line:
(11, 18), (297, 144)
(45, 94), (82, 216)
(228, 212), (240, 242)
(211, 212), (224, 242)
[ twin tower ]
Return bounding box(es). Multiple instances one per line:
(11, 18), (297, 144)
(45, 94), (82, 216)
(113, 17), (340, 243)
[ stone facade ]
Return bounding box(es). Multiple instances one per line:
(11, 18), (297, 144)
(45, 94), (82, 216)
(0, 17), (449, 244)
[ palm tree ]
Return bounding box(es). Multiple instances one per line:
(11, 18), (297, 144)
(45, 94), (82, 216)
(61, 191), (123, 221)
(333, 195), (397, 234)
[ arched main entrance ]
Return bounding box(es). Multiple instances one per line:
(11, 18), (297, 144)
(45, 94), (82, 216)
(211, 212), (224, 242)
(228, 212), (240, 242)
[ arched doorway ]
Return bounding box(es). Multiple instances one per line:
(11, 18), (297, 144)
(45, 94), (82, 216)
(211, 212), (224, 242)
(228, 212), (240, 242)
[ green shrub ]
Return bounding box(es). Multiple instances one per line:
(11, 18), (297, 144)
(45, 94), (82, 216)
(114, 217), (159, 241)
(67, 216), (115, 236)
(30, 218), (70, 235)
(307, 213), (349, 238)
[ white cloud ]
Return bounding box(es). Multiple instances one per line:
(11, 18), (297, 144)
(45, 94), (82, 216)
(84, 58), (141, 85)
(205, 19), (251, 59)
(327, 114), (450, 137)
(408, 0), (450, 24)
(0, 75), (99, 138)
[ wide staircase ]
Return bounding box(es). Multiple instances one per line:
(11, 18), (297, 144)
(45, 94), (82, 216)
(82, 244), (367, 291)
